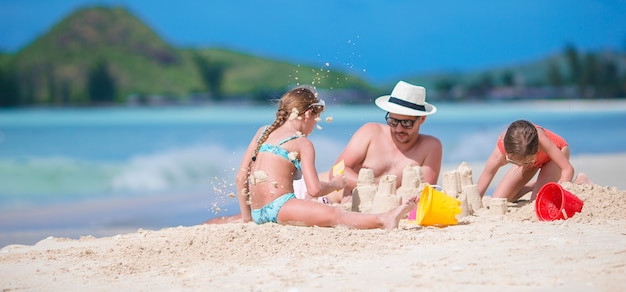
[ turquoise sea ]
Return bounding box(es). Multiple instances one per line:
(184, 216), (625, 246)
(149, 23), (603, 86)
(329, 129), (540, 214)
(1, 100), (626, 246)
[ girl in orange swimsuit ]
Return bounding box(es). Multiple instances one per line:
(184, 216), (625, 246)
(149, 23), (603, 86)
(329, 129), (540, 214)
(496, 124), (568, 169)
(477, 120), (585, 202)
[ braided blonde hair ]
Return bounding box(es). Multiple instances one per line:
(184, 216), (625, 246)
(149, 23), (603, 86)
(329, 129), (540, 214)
(243, 86), (323, 200)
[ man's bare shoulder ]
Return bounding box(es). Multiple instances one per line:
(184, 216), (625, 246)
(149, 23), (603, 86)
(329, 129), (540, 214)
(419, 133), (442, 142)
(355, 122), (386, 134)
(418, 133), (443, 147)
(345, 123), (387, 145)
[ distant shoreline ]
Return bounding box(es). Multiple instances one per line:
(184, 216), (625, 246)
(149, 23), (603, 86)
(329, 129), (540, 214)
(488, 98), (626, 110)
(2, 97), (626, 112)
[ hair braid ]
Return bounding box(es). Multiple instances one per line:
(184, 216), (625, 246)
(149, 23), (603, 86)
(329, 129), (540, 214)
(242, 85), (321, 203)
(242, 102), (291, 202)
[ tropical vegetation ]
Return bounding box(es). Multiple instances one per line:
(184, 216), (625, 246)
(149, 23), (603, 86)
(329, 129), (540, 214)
(0, 6), (624, 107)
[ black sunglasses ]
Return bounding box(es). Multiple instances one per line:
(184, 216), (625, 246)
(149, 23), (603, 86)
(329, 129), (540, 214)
(385, 112), (419, 129)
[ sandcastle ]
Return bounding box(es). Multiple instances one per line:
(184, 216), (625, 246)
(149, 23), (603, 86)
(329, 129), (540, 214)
(352, 165), (427, 214)
(440, 161), (483, 217)
(351, 162), (485, 217)
(351, 169), (402, 214)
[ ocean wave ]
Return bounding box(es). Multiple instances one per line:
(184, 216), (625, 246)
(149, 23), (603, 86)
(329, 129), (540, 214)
(0, 144), (243, 205)
(0, 156), (119, 200)
(111, 145), (240, 191)
(2, 104), (624, 208)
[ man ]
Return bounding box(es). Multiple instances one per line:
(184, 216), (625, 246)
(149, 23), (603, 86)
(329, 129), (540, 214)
(323, 80), (442, 203)
(205, 80), (441, 223)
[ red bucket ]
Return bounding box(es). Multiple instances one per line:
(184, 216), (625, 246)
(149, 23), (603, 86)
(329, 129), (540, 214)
(535, 182), (584, 221)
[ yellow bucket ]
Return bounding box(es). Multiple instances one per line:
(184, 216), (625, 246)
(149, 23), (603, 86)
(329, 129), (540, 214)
(415, 184), (461, 227)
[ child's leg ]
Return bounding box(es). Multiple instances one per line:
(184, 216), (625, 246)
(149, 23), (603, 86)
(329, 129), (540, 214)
(203, 214), (242, 224)
(532, 161), (561, 200)
(493, 165), (539, 202)
(277, 196), (417, 230)
(531, 146), (572, 200)
(277, 199), (354, 227)
(574, 173), (591, 184)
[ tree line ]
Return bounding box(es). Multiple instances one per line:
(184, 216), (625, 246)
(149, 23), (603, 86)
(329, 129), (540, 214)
(0, 53), (227, 107)
(433, 44), (625, 101)
(1, 44), (625, 107)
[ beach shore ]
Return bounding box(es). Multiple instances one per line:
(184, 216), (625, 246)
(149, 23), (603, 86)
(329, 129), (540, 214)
(1, 153), (626, 290)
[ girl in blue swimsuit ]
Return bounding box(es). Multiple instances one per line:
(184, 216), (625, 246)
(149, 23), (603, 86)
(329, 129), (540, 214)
(236, 85), (418, 229)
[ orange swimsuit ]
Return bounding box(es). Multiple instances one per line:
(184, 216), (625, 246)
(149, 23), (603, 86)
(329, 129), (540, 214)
(497, 125), (568, 168)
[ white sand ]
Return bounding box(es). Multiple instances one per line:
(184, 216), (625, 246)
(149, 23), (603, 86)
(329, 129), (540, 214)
(1, 154), (626, 290)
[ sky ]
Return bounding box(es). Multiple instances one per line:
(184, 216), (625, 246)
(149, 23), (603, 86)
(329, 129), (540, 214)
(1, 0), (625, 83)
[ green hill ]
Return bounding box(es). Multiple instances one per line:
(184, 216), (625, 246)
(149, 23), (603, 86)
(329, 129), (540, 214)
(3, 6), (372, 106)
(186, 48), (372, 97)
(1, 6), (624, 107)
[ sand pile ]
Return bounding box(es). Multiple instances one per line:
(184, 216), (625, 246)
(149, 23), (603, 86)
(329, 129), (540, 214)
(1, 181), (625, 291)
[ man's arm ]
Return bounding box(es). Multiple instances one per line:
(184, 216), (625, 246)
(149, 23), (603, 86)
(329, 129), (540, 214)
(333, 123), (377, 192)
(420, 136), (443, 185)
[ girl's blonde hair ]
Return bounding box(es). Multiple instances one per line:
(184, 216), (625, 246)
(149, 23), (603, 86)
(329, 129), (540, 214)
(254, 85), (322, 157)
(243, 85), (323, 200)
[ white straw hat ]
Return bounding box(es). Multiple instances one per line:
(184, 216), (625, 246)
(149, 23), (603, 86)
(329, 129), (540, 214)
(375, 81), (437, 116)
